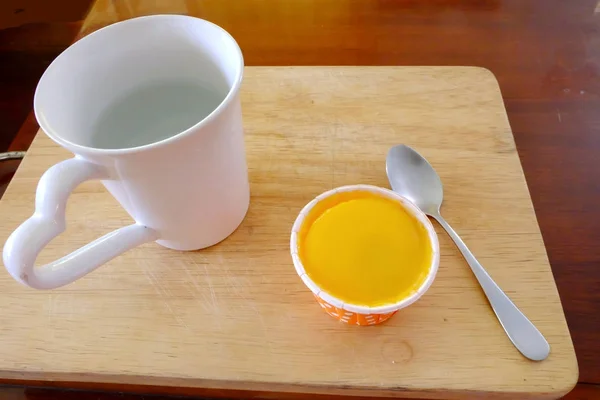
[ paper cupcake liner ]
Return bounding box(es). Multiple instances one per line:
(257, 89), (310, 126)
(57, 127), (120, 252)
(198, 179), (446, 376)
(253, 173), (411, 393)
(314, 295), (397, 326)
(291, 184), (440, 325)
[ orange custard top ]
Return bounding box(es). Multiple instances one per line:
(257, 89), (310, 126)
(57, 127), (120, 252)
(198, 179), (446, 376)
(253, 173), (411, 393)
(298, 190), (433, 307)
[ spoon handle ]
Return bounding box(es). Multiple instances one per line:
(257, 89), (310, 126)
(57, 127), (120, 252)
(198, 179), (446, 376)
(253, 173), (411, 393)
(431, 213), (550, 361)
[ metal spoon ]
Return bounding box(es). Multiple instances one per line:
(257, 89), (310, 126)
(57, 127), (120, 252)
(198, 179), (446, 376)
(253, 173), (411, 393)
(386, 144), (550, 361)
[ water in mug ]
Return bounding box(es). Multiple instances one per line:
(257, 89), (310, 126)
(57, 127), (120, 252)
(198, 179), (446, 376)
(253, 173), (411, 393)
(89, 80), (227, 149)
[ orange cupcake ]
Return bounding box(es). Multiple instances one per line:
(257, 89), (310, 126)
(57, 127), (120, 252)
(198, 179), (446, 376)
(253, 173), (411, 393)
(291, 185), (439, 325)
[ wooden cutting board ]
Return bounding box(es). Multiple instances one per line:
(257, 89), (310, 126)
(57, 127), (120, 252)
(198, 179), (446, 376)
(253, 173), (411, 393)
(0, 67), (577, 399)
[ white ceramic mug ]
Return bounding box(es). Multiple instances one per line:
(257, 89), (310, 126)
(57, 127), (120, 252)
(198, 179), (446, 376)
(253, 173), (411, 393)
(3, 15), (249, 289)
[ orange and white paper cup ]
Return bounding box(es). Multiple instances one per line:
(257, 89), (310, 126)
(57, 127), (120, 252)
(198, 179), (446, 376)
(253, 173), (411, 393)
(290, 185), (440, 326)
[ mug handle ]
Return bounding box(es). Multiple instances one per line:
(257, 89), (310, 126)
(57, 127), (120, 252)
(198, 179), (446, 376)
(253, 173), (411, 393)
(3, 157), (158, 289)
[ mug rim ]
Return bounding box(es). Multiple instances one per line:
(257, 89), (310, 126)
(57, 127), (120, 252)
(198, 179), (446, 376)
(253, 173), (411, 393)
(290, 184), (440, 315)
(33, 14), (244, 155)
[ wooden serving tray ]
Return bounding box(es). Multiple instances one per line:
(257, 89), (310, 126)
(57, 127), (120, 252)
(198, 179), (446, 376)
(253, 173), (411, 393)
(0, 67), (577, 399)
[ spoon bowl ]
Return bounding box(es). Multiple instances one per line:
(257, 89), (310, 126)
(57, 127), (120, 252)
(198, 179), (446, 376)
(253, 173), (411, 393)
(386, 145), (443, 216)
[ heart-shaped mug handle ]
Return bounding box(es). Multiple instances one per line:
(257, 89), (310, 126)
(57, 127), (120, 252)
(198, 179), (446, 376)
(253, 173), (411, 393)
(3, 157), (158, 289)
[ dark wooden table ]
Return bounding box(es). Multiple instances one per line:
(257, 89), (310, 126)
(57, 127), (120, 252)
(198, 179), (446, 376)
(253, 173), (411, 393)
(2, 0), (599, 399)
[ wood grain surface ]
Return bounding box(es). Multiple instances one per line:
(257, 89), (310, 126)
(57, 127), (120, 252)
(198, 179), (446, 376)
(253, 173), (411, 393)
(0, 67), (577, 399)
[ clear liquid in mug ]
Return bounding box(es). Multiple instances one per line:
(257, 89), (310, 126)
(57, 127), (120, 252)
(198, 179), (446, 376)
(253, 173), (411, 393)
(89, 80), (227, 150)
